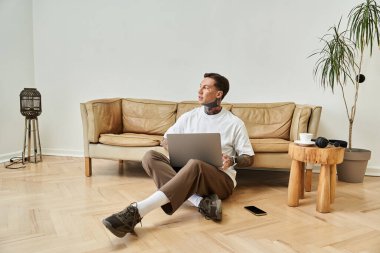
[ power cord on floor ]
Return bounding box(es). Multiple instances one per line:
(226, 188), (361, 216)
(4, 156), (26, 169)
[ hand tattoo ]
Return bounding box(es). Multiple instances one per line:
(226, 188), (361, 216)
(235, 154), (254, 168)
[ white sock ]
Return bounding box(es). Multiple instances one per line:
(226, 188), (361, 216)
(187, 194), (203, 207)
(136, 191), (170, 217)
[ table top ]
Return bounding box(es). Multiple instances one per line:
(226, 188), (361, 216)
(288, 142), (345, 164)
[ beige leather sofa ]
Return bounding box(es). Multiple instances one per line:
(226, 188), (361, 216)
(80, 98), (321, 177)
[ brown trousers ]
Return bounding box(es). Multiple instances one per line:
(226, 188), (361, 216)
(141, 150), (234, 215)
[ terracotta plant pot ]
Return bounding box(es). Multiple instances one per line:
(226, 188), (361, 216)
(337, 148), (371, 183)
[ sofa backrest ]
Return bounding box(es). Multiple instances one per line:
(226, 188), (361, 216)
(231, 102), (295, 140)
(82, 98), (321, 143)
(122, 98), (177, 135)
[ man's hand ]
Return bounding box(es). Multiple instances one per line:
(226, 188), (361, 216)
(160, 138), (168, 150)
(221, 154), (233, 171)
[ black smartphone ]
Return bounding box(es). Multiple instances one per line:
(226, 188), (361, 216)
(244, 205), (267, 216)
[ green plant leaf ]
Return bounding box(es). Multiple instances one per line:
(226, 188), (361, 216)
(309, 23), (357, 92)
(348, 0), (380, 55)
(310, 0), (380, 149)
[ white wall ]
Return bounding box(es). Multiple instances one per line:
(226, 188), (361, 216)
(0, 0), (35, 161)
(2, 0), (380, 173)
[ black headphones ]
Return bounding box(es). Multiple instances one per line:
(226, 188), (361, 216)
(314, 137), (347, 148)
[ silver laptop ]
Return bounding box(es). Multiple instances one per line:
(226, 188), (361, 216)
(167, 133), (223, 168)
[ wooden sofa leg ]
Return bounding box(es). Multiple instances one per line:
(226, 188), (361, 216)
(119, 160), (124, 170)
(85, 157), (92, 177)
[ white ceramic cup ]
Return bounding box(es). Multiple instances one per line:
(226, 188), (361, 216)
(299, 133), (313, 143)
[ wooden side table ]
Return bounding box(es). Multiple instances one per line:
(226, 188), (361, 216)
(287, 143), (345, 213)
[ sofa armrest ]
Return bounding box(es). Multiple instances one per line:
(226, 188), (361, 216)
(289, 104), (322, 141)
(80, 103), (90, 157)
(81, 98), (123, 144)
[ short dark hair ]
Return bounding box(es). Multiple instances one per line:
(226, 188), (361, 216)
(204, 73), (229, 100)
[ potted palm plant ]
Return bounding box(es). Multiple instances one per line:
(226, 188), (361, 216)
(310, 0), (380, 182)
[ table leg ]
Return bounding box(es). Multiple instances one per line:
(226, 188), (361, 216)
(288, 160), (303, 207)
(305, 163), (313, 192)
(317, 164), (331, 213)
(300, 162), (305, 199)
(330, 164), (337, 203)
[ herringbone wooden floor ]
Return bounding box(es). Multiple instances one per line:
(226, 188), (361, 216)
(1, 156), (380, 253)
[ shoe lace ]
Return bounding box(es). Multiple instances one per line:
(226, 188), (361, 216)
(116, 202), (143, 228)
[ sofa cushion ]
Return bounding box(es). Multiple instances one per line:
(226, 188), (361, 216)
(85, 98), (122, 143)
(177, 101), (232, 120)
(250, 138), (290, 153)
(99, 133), (163, 147)
(122, 99), (177, 135)
(289, 106), (312, 141)
(231, 102), (295, 140)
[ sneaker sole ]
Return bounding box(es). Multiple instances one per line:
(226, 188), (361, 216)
(102, 219), (127, 238)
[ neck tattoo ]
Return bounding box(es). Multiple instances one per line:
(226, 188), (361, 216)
(203, 98), (222, 115)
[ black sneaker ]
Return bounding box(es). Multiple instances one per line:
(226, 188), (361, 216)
(102, 203), (142, 237)
(198, 194), (222, 221)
